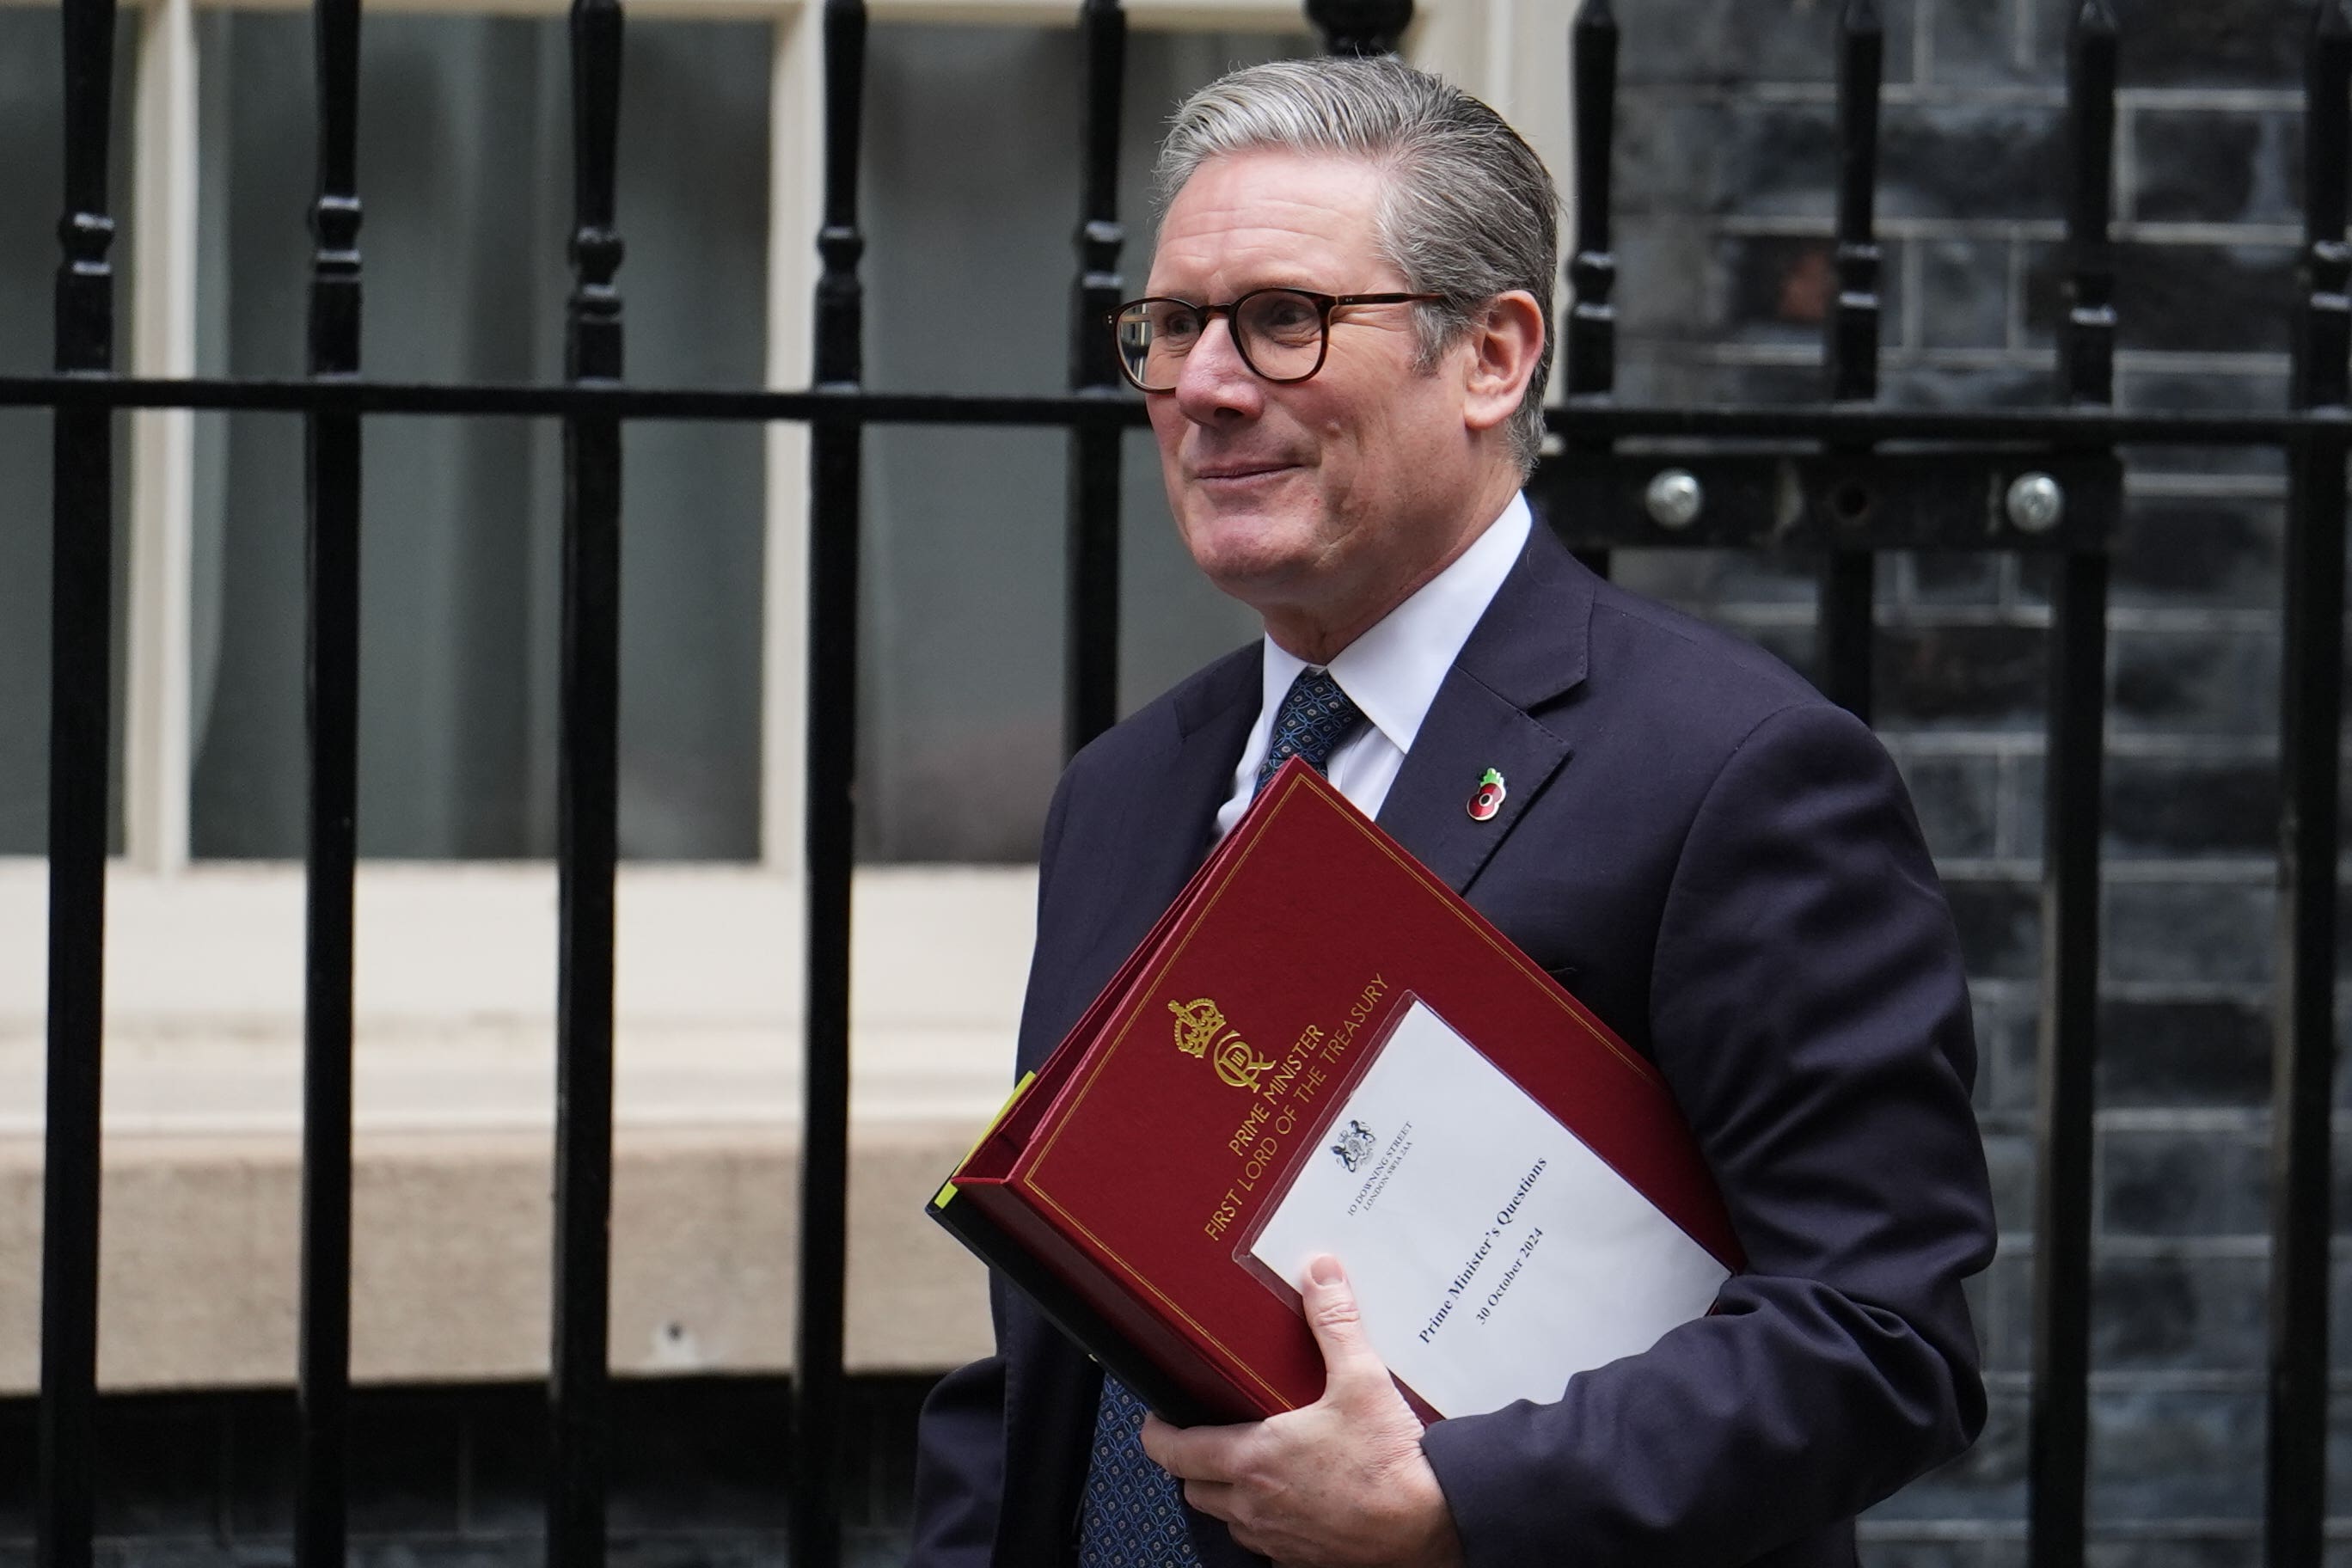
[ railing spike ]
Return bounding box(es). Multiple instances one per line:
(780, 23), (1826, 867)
(1816, 0), (1884, 721)
(1064, 0), (1127, 757)
(1565, 0), (1620, 407)
(2055, 0), (2118, 410)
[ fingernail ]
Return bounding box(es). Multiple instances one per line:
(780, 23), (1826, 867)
(1308, 1254), (1343, 1288)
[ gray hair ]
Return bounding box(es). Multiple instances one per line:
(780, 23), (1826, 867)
(1155, 56), (1559, 475)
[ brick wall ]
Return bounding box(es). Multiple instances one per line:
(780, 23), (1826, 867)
(1601, 1), (2337, 1563)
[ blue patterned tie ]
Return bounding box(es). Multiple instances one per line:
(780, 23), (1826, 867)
(1254, 666), (1365, 793)
(1079, 1378), (1199, 1567)
(1076, 668), (1363, 1566)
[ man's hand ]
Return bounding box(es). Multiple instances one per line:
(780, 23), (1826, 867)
(1140, 1255), (1467, 1568)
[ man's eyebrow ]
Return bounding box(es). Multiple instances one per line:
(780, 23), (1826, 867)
(1145, 280), (1332, 301)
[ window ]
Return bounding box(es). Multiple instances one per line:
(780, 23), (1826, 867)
(157, 9), (1307, 863)
(0, 6), (137, 857)
(190, 12), (776, 860)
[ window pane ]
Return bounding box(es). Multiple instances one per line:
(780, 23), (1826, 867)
(190, 13), (769, 860)
(856, 23), (1307, 862)
(0, 9), (138, 857)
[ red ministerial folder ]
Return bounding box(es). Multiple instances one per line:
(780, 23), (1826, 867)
(928, 757), (1745, 1425)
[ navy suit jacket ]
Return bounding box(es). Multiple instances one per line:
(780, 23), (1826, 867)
(910, 521), (1996, 1568)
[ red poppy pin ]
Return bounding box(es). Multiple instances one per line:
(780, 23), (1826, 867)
(1467, 768), (1506, 822)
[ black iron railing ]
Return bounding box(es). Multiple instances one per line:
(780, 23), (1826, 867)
(295, 0), (363, 1562)
(9, 2), (2349, 1567)
(34, 3), (115, 1564)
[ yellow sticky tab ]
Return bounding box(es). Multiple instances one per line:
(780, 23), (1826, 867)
(934, 1069), (1038, 1210)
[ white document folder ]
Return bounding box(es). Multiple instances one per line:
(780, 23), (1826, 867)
(1245, 997), (1733, 1419)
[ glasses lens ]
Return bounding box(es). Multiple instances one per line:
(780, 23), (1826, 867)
(1117, 300), (1202, 391)
(1234, 290), (1325, 381)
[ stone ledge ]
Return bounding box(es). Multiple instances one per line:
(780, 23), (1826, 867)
(0, 1119), (995, 1393)
(0, 861), (1038, 1393)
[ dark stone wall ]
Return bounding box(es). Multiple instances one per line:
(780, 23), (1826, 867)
(0, 1378), (930, 1567)
(1597, 1), (2342, 1564)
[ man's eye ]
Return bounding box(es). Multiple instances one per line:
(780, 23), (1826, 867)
(1157, 311), (1204, 342)
(1251, 297), (1320, 339)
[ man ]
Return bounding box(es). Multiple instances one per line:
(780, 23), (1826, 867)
(912, 55), (1994, 1568)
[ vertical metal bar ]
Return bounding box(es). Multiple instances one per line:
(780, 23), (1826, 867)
(1302, 0), (1412, 57)
(295, 1), (363, 1564)
(1063, 0), (1125, 760)
(548, 3), (623, 1564)
(2031, 566), (2109, 1568)
(2055, 6), (2118, 414)
(38, 3), (118, 1566)
(2026, 9), (2115, 1568)
(1564, 0), (1618, 579)
(2266, 7), (2349, 1565)
(793, 3), (865, 1565)
(1565, 0), (1617, 407)
(1816, 0), (1882, 722)
(1823, 0), (1883, 408)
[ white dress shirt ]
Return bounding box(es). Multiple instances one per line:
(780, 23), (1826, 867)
(1211, 492), (1534, 843)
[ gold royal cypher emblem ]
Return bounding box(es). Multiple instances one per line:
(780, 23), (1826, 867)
(1167, 997), (1274, 1092)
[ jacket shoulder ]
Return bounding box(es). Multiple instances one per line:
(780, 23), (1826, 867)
(1059, 640), (1260, 787)
(1583, 572), (1841, 740)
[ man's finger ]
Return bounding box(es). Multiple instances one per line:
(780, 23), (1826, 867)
(1299, 1253), (1386, 1398)
(1138, 1411), (1182, 1470)
(1141, 1410), (1242, 1482)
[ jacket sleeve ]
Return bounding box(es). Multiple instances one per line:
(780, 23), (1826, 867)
(1419, 700), (1996, 1565)
(907, 770), (1082, 1568)
(909, 1300), (1014, 1568)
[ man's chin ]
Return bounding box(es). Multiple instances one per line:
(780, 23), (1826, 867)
(1190, 548), (1319, 614)
(1180, 507), (1298, 562)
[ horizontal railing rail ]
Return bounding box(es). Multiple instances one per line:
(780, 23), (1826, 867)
(3, 375), (2348, 444)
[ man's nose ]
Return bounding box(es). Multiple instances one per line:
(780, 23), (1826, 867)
(1171, 315), (1263, 421)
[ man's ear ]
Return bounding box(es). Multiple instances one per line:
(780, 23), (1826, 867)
(1460, 289), (1547, 434)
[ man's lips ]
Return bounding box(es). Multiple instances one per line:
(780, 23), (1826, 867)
(1191, 460), (1298, 481)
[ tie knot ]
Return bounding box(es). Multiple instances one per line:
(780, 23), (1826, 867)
(1255, 667), (1364, 796)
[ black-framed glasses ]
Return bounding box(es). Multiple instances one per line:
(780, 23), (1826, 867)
(1111, 287), (1445, 393)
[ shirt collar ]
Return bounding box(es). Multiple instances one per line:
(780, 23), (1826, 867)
(1256, 492), (1534, 756)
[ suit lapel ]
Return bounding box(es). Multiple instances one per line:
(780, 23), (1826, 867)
(1134, 643), (1262, 894)
(1375, 524), (1595, 894)
(1050, 644), (1263, 1032)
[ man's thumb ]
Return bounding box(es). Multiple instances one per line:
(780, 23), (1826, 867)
(1301, 1255), (1377, 1387)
